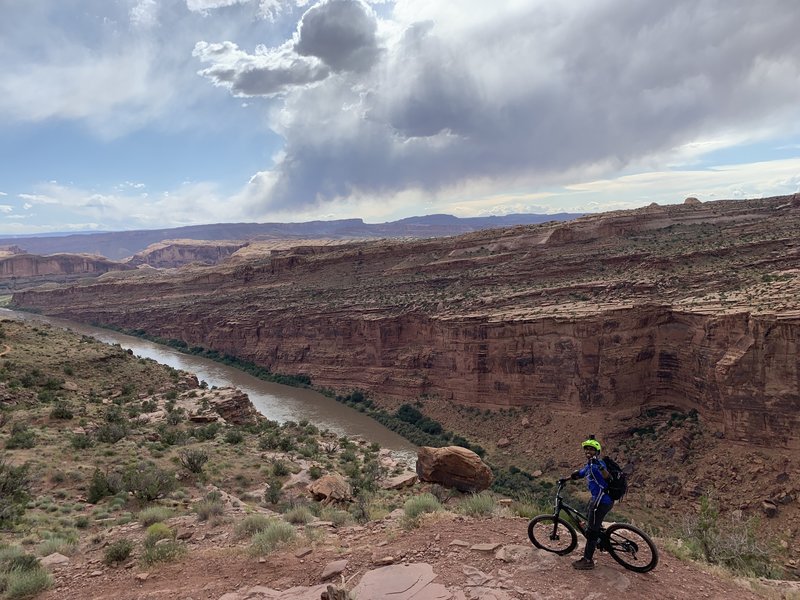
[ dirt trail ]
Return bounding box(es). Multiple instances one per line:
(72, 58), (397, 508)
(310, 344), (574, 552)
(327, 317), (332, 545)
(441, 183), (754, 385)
(40, 514), (777, 600)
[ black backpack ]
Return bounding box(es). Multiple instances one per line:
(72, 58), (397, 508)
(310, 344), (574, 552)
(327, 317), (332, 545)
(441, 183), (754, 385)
(602, 455), (628, 501)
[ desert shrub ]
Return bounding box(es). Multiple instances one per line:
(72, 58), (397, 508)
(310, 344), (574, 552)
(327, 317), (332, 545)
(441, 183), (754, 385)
(137, 506), (174, 527)
(178, 449), (208, 475)
(95, 422), (128, 444)
(234, 514), (271, 538)
(322, 508), (351, 527)
(74, 516), (90, 529)
(0, 461), (30, 527)
(194, 423), (220, 441)
(123, 463), (175, 502)
(271, 460), (289, 477)
(308, 465), (323, 480)
(263, 478), (283, 505)
(141, 524), (185, 566)
(156, 424), (185, 446)
(70, 434), (94, 450)
(6, 423), (35, 450)
(249, 520), (295, 556)
(403, 493), (441, 520)
(87, 469), (116, 504)
(224, 429), (243, 445)
(36, 533), (77, 557)
(103, 539), (134, 565)
(681, 495), (778, 578)
(258, 433), (281, 450)
(194, 492), (224, 522)
(283, 506), (313, 525)
(459, 492), (496, 517)
(1, 566), (52, 599)
(49, 402), (73, 420)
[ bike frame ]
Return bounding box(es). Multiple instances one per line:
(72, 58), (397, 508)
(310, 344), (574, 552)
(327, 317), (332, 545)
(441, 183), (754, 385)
(549, 480), (600, 540)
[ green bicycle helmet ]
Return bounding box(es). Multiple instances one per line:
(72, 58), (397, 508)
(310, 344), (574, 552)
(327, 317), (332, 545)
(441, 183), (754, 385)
(582, 438), (601, 452)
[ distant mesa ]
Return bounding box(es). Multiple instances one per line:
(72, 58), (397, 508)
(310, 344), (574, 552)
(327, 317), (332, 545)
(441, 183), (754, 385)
(684, 196), (701, 205)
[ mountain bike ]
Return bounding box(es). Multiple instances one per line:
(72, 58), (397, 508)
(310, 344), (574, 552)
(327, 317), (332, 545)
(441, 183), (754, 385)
(527, 479), (658, 572)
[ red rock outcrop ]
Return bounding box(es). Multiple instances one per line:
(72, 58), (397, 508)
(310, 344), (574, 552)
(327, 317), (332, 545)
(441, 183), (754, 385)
(11, 195), (800, 449)
(416, 446), (494, 492)
(125, 240), (248, 268)
(0, 253), (131, 278)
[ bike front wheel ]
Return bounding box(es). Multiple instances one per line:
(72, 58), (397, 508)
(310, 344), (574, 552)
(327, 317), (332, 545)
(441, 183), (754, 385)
(604, 523), (659, 572)
(527, 515), (577, 555)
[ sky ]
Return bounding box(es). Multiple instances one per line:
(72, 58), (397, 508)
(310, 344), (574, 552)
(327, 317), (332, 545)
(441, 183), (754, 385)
(0, 0), (799, 235)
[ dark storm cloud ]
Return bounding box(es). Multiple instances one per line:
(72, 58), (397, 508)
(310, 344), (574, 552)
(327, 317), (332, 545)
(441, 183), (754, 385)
(203, 0), (800, 209)
(293, 0), (381, 72)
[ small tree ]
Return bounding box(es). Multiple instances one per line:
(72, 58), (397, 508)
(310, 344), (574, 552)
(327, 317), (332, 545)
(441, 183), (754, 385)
(0, 459), (30, 526)
(178, 449), (209, 475)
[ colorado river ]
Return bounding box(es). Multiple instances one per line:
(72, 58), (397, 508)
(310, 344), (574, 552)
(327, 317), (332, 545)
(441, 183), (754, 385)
(0, 308), (417, 460)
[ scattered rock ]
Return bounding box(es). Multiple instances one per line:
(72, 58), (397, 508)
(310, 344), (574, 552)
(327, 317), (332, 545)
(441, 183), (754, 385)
(471, 542), (502, 552)
(382, 472), (418, 490)
(320, 559), (348, 581)
(762, 500), (779, 518)
(496, 437), (511, 448)
(40, 553), (70, 568)
(684, 196), (701, 205)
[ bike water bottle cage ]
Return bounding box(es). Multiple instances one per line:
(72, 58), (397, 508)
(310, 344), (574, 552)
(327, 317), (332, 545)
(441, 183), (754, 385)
(582, 439), (601, 452)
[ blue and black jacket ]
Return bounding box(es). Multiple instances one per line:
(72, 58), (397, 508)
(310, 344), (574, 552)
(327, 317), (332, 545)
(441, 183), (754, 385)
(577, 459), (613, 506)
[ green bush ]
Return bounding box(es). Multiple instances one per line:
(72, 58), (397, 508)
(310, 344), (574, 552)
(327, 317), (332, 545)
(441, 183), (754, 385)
(224, 429), (243, 445)
(263, 478), (283, 505)
(283, 506), (313, 525)
(681, 495), (779, 578)
(49, 402), (74, 420)
(137, 506), (174, 527)
(95, 422), (128, 444)
(234, 514), (272, 538)
(70, 434), (94, 450)
(459, 492), (496, 517)
(194, 492), (224, 522)
(5, 423), (36, 450)
(87, 469), (114, 504)
(0, 460), (30, 527)
(36, 534), (77, 557)
(2, 566), (52, 599)
(249, 520), (295, 556)
(103, 539), (134, 565)
(403, 493), (442, 520)
(123, 463), (175, 502)
(178, 449), (209, 475)
(271, 460), (289, 477)
(141, 523), (185, 566)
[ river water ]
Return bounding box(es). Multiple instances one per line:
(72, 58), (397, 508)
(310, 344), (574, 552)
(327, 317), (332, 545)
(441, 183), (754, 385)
(0, 308), (417, 461)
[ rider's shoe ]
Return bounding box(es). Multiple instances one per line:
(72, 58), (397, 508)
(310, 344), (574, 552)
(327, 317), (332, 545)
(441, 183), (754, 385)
(572, 558), (595, 570)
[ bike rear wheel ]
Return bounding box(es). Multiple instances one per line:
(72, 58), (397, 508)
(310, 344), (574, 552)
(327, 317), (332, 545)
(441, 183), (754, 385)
(527, 515), (577, 555)
(604, 523), (659, 572)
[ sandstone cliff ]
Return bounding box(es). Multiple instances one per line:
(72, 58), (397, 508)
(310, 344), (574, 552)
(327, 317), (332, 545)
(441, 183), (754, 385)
(0, 253), (133, 293)
(11, 195), (800, 449)
(124, 239), (249, 268)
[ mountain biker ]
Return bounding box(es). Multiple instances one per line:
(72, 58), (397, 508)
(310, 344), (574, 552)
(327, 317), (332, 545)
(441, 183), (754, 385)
(569, 436), (613, 570)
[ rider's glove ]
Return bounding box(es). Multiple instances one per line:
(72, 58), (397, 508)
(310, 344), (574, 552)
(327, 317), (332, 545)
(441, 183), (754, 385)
(589, 457), (599, 465)
(570, 470), (581, 480)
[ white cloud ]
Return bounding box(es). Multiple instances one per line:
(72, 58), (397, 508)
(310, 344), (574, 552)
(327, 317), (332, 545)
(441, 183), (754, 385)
(192, 0), (800, 214)
(194, 41), (330, 97)
(0, 192), (7, 197)
(0, 206), (13, 214)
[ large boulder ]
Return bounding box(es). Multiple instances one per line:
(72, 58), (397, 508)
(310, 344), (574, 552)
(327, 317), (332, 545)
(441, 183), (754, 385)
(309, 473), (352, 504)
(416, 446), (493, 492)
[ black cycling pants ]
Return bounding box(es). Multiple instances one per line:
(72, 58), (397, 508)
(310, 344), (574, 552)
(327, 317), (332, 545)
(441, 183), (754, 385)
(584, 496), (613, 560)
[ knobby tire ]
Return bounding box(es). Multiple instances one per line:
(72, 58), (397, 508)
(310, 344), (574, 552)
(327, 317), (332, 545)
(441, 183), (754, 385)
(527, 515), (577, 555)
(604, 523), (659, 572)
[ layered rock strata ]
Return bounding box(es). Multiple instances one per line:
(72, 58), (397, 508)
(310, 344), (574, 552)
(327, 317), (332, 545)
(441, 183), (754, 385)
(12, 195), (800, 449)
